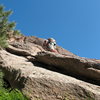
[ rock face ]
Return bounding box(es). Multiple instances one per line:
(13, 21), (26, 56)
(0, 36), (100, 100)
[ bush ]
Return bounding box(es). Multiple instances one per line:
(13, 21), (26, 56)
(0, 34), (8, 48)
(0, 5), (21, 48)
(0, 70), (28, 100)
(0, 89), (28, 100)
(13, 30), (23, 36)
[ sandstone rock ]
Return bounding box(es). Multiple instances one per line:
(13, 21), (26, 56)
(7, 41), (44, 56)
(0, 50), (100, 100)
(0, 36), (100, 100)
(20, 36), (76, 56)
(36, 51), (100, 84)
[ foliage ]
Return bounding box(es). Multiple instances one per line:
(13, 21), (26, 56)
(0, 5), (22, 48)
(0, 89), (28, 100)
(0, 5), (15, 48)
(0, 70), (4, 87)
(0, 34), (8, 48)
(0, 5), (16, 34)
(13, 30), (23, 36)
(0, 70), (28, 100)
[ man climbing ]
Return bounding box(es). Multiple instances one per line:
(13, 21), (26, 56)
(43, 38), (58, 53)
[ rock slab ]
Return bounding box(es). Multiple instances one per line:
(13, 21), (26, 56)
(0, 36), (100, 100)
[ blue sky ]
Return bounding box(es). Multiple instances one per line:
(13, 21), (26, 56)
(0, 0), (100, 59)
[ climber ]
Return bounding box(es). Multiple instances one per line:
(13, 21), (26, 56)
(43, 38), (58, 53)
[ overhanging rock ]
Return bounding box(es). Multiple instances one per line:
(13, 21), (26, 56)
(36, 51), (100, 83)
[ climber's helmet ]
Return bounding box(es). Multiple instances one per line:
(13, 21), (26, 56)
(48, 38), (56, 43)
(47, 38), (56, 46)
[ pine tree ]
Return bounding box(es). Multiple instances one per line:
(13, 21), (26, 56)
(0, 5), (16, 48)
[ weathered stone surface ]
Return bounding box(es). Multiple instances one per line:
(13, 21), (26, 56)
(0, 36), (100, 100)
(7, 41), (44, 56)
(7, 36), (100, 83)
(8, 36), (75, 57)
(0, 50), (100, 100)
(36, 51), (100, 83)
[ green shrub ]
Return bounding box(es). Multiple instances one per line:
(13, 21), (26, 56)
(0, 70), (4, 87)
(13, 30), (23, 36)
(0, 5), (16, 48)
(0, 34), (8, 48)
(0, 89), (28, 100)
(0, 5), (24, 48)
(0, 70), (28, 100)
